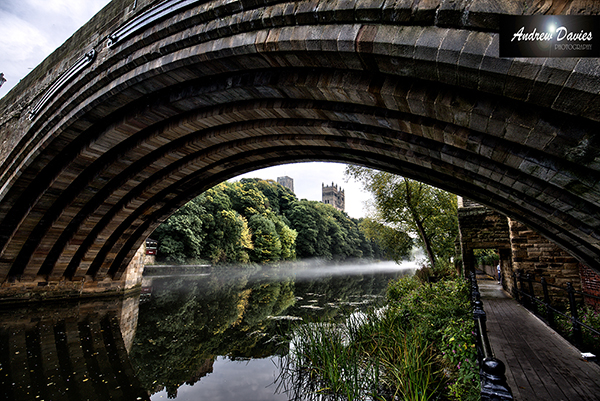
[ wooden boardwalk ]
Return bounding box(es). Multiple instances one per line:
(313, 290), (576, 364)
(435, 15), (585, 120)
(478, 280), (600, 401)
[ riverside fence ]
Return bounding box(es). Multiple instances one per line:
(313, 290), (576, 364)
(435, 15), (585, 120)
(513, 271), (600, 355)
(470, 272), (514, 401)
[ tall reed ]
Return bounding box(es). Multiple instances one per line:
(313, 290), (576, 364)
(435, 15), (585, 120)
(277, 277), (478, 401)
(278, 309), (439, 401)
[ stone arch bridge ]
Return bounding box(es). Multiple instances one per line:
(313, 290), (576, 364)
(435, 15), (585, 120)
(0, 0), (599, 301)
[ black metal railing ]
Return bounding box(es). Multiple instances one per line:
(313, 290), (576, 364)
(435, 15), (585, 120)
(512, 271), (600, 351)
(470, 273), (514, 401)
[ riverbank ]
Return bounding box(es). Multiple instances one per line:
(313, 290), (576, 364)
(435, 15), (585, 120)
(143, 264), (211, 275)
(279, 275), (480, 401)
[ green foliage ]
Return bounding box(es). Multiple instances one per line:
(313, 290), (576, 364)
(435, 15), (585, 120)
(197, 186), (248, 264)
(275, 217), (298, 260)
(377, 330), (439, 401)
(286, 202), (326, 258)
(386, 275), (422, 302)
(555, 303), (600, 355)
(474, 249), (499, 266)
(387, 278), (472, 340)
(154, 180), (298, 265)
(280, 277), (479, 401)
(579, 304), (600, 351)
(359, 218), (413, 262)
(239, 178), (297, 215)
(386, 276), (480, 399)
(353, 311), (440, 401)
(440, 320), (479, 400)
(285, 200), (373, 261)
(225, 180), (269, 217)
(282, 313), (440, 401)
(287, 322), (380, 401)
(248, 214), (282, 263)
(345, 166), (458, 270)
(153, 199), (206, 264)
(153, 175), (394, 265)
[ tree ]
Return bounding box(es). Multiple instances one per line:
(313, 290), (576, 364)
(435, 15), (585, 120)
(226, 180), (297, 263)
(196, 184), (248, 264)
(345, 166), (458, 269)
(239, 178), (297, 215)
(153, 199), (206, 263)
(225, 180), (268, 217)
(272, 215), (298, 260)
(286, 200), (371, 261)
(359, 218), (413, 262)
(286, 202), (318, 258)
(248, 214), (282, 263)
(152, 176), (393, 265)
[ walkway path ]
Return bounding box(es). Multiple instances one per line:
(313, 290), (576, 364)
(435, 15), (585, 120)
(478, 279), (600, 401)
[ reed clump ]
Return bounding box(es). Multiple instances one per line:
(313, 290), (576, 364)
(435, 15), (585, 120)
(278, 276), (479, 400)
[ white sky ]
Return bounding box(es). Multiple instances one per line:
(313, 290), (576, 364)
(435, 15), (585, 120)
(0, 0), (372, 218)
(234, 162), (372, 219)
(0, 0), (111, 97)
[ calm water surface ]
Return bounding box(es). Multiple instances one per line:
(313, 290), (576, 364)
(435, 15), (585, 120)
(0, 261), (415, 401)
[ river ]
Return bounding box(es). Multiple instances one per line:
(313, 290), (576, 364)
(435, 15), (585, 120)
(0, 260), (416, 401)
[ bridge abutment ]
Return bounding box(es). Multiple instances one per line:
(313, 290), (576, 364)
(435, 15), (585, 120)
(0, 243), (145, 304)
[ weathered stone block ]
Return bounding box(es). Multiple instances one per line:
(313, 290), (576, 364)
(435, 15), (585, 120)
(355, 0), (385, 21)
(381, 0), (413, 22)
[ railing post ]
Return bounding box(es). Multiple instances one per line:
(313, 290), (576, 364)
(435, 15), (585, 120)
(513, 272), (520, 302)
(541, 277), (554, 327)
(480, 358), (514, 401)
(566, 282), (582, 347)
(471, 274), (514, 401)
(473, 299), (486, 363)
(527, 274), (538, 314)
(472, 278), (481, 304)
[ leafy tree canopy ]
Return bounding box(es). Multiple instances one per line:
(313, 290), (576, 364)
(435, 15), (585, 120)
(345, 166), (458, 270)
(153, 198), (206, 264)
(153, 176), (392, 265)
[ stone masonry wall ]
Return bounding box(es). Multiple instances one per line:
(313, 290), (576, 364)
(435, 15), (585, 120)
(508, 219), (582, 300)
(457, 199), (596, 301)
(122, 242), (146, 291)
(3, 0), (600, 303)
(457, 198), (511, 283)
(119, 294), (141, 353)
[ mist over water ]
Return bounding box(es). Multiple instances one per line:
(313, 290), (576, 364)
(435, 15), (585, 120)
(143, 258), (419, 289)
(287, 259), (418, 281)
(137, 259), (417, 401)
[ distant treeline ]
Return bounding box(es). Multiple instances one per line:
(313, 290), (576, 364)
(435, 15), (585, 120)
(152, 178), (388, 264)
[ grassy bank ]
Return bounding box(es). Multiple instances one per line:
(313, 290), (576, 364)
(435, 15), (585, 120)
(279, 276), (479, 400)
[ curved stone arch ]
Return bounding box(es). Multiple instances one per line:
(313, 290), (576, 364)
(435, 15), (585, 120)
(0, 0), (599, 294)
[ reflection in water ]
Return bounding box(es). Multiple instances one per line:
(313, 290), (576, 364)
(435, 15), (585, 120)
(0, 295), (148, 401)
(133, 261), (414, 400)
(151, 357), (287, 401)
(0, 261), (414, 401)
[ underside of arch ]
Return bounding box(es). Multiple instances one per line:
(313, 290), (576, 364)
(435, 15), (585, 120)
(0, 0), (599, 298)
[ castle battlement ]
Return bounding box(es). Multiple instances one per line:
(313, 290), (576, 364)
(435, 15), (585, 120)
(322, 182), (345, 211)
